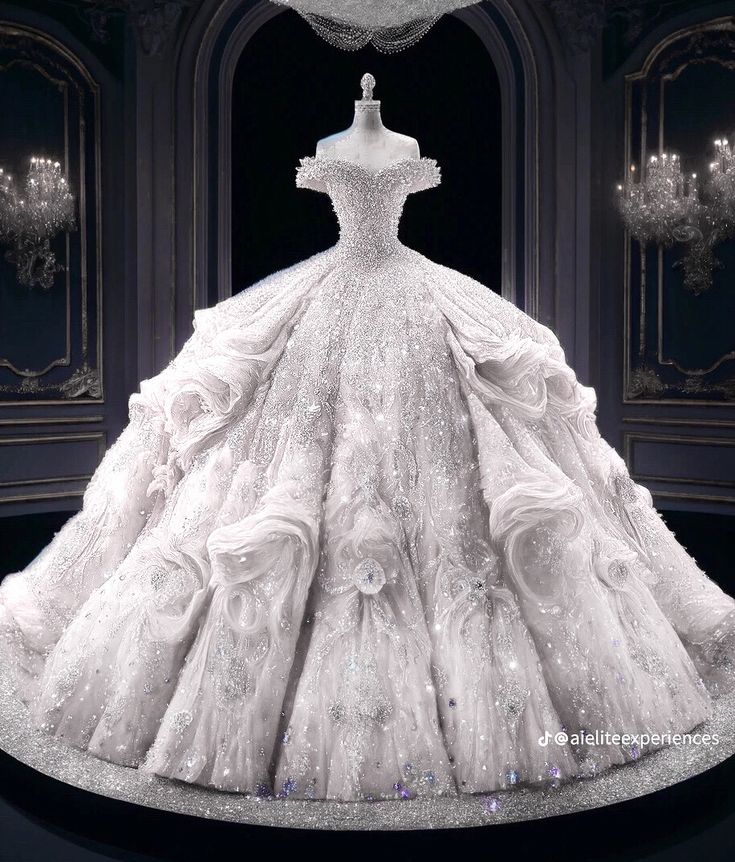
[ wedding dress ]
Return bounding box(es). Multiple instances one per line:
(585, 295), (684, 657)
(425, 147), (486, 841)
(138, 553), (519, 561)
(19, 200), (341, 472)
(2, 131), (735, 806)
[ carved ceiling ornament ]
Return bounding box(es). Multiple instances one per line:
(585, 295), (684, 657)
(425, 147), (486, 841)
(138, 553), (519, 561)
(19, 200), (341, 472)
(543, 0), (704, 56)
(75, 0), (194, 56)
(544, 0), (607, 54)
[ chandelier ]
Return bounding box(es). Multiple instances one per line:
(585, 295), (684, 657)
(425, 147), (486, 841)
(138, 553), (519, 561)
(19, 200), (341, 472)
(0, 157), (76, 291)
(271, 1), (483, 51)
(617, 139), (735, 295)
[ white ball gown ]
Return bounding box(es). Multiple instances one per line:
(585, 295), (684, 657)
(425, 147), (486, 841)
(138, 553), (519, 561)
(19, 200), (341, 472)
(1, 153), (734, 817)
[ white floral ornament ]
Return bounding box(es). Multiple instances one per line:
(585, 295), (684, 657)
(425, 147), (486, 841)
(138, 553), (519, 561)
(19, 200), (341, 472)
(352, 557), (387, 594)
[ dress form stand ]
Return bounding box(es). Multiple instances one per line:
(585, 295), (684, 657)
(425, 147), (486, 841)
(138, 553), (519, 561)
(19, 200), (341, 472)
(316, 73), (420, 170)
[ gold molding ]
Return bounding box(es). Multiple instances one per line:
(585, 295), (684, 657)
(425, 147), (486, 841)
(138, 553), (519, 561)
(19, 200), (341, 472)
(0, 22), (104, 407)
(0, 396), (105, 407)
(626, 17), (735, 81)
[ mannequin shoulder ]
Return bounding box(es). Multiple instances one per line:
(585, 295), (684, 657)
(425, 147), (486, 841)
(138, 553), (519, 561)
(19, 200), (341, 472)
(315, 131), (348, 156)
(315, 129), (420, 163)
(385, 131), (420, 160)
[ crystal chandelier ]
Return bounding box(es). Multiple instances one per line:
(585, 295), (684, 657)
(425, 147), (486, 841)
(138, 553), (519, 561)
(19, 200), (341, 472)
(0, 157), (76, 291)
(271, 1), (483, 51)
(617, 139), (735, 295)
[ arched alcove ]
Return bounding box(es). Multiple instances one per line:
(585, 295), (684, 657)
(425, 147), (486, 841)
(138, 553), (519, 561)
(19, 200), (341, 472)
(229, 11), (503, 302)
(173, 0), (566, 340)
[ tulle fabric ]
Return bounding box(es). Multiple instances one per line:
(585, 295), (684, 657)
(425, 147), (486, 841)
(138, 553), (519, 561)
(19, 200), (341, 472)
(1, 157), (734, 801)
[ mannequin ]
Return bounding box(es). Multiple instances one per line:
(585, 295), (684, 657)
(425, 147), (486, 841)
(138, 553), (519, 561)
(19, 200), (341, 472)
(316, 73), (420, 170)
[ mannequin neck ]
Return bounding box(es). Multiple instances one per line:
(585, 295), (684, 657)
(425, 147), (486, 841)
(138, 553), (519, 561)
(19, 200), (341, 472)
(351, 101), (386, 134)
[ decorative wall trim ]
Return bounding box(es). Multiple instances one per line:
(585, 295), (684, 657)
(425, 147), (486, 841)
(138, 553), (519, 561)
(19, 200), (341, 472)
(0, 414), (104, 427)
(649, 489), (735, 506)
(0, 430), (106, 503)
(624, 431), (735, 491)
(0, 489), (85, 504)
(621, 416), (735, 429)
(131, 0), (193, 55)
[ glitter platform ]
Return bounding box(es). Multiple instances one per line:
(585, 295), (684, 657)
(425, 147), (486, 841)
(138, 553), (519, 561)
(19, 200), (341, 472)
(1, 650), (734, 831)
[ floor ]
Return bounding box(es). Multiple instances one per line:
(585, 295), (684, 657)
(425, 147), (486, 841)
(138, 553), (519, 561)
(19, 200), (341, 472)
(0, 510), (734, 862)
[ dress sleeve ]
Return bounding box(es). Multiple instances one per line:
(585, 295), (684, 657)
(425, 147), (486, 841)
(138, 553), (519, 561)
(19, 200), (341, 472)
(407, 158), (441, 193)
(295, 157), (328, 193)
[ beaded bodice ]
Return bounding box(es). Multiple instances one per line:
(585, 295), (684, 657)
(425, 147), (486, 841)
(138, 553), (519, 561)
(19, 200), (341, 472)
(296, 156), (441, 264)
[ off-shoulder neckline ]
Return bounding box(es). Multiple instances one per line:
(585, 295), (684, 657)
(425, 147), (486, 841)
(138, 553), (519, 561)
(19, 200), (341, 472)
(297, 155), (438, 178)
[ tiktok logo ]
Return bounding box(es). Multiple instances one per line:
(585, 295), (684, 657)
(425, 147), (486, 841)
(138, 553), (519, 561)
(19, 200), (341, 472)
(537, 730), (569, 747)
